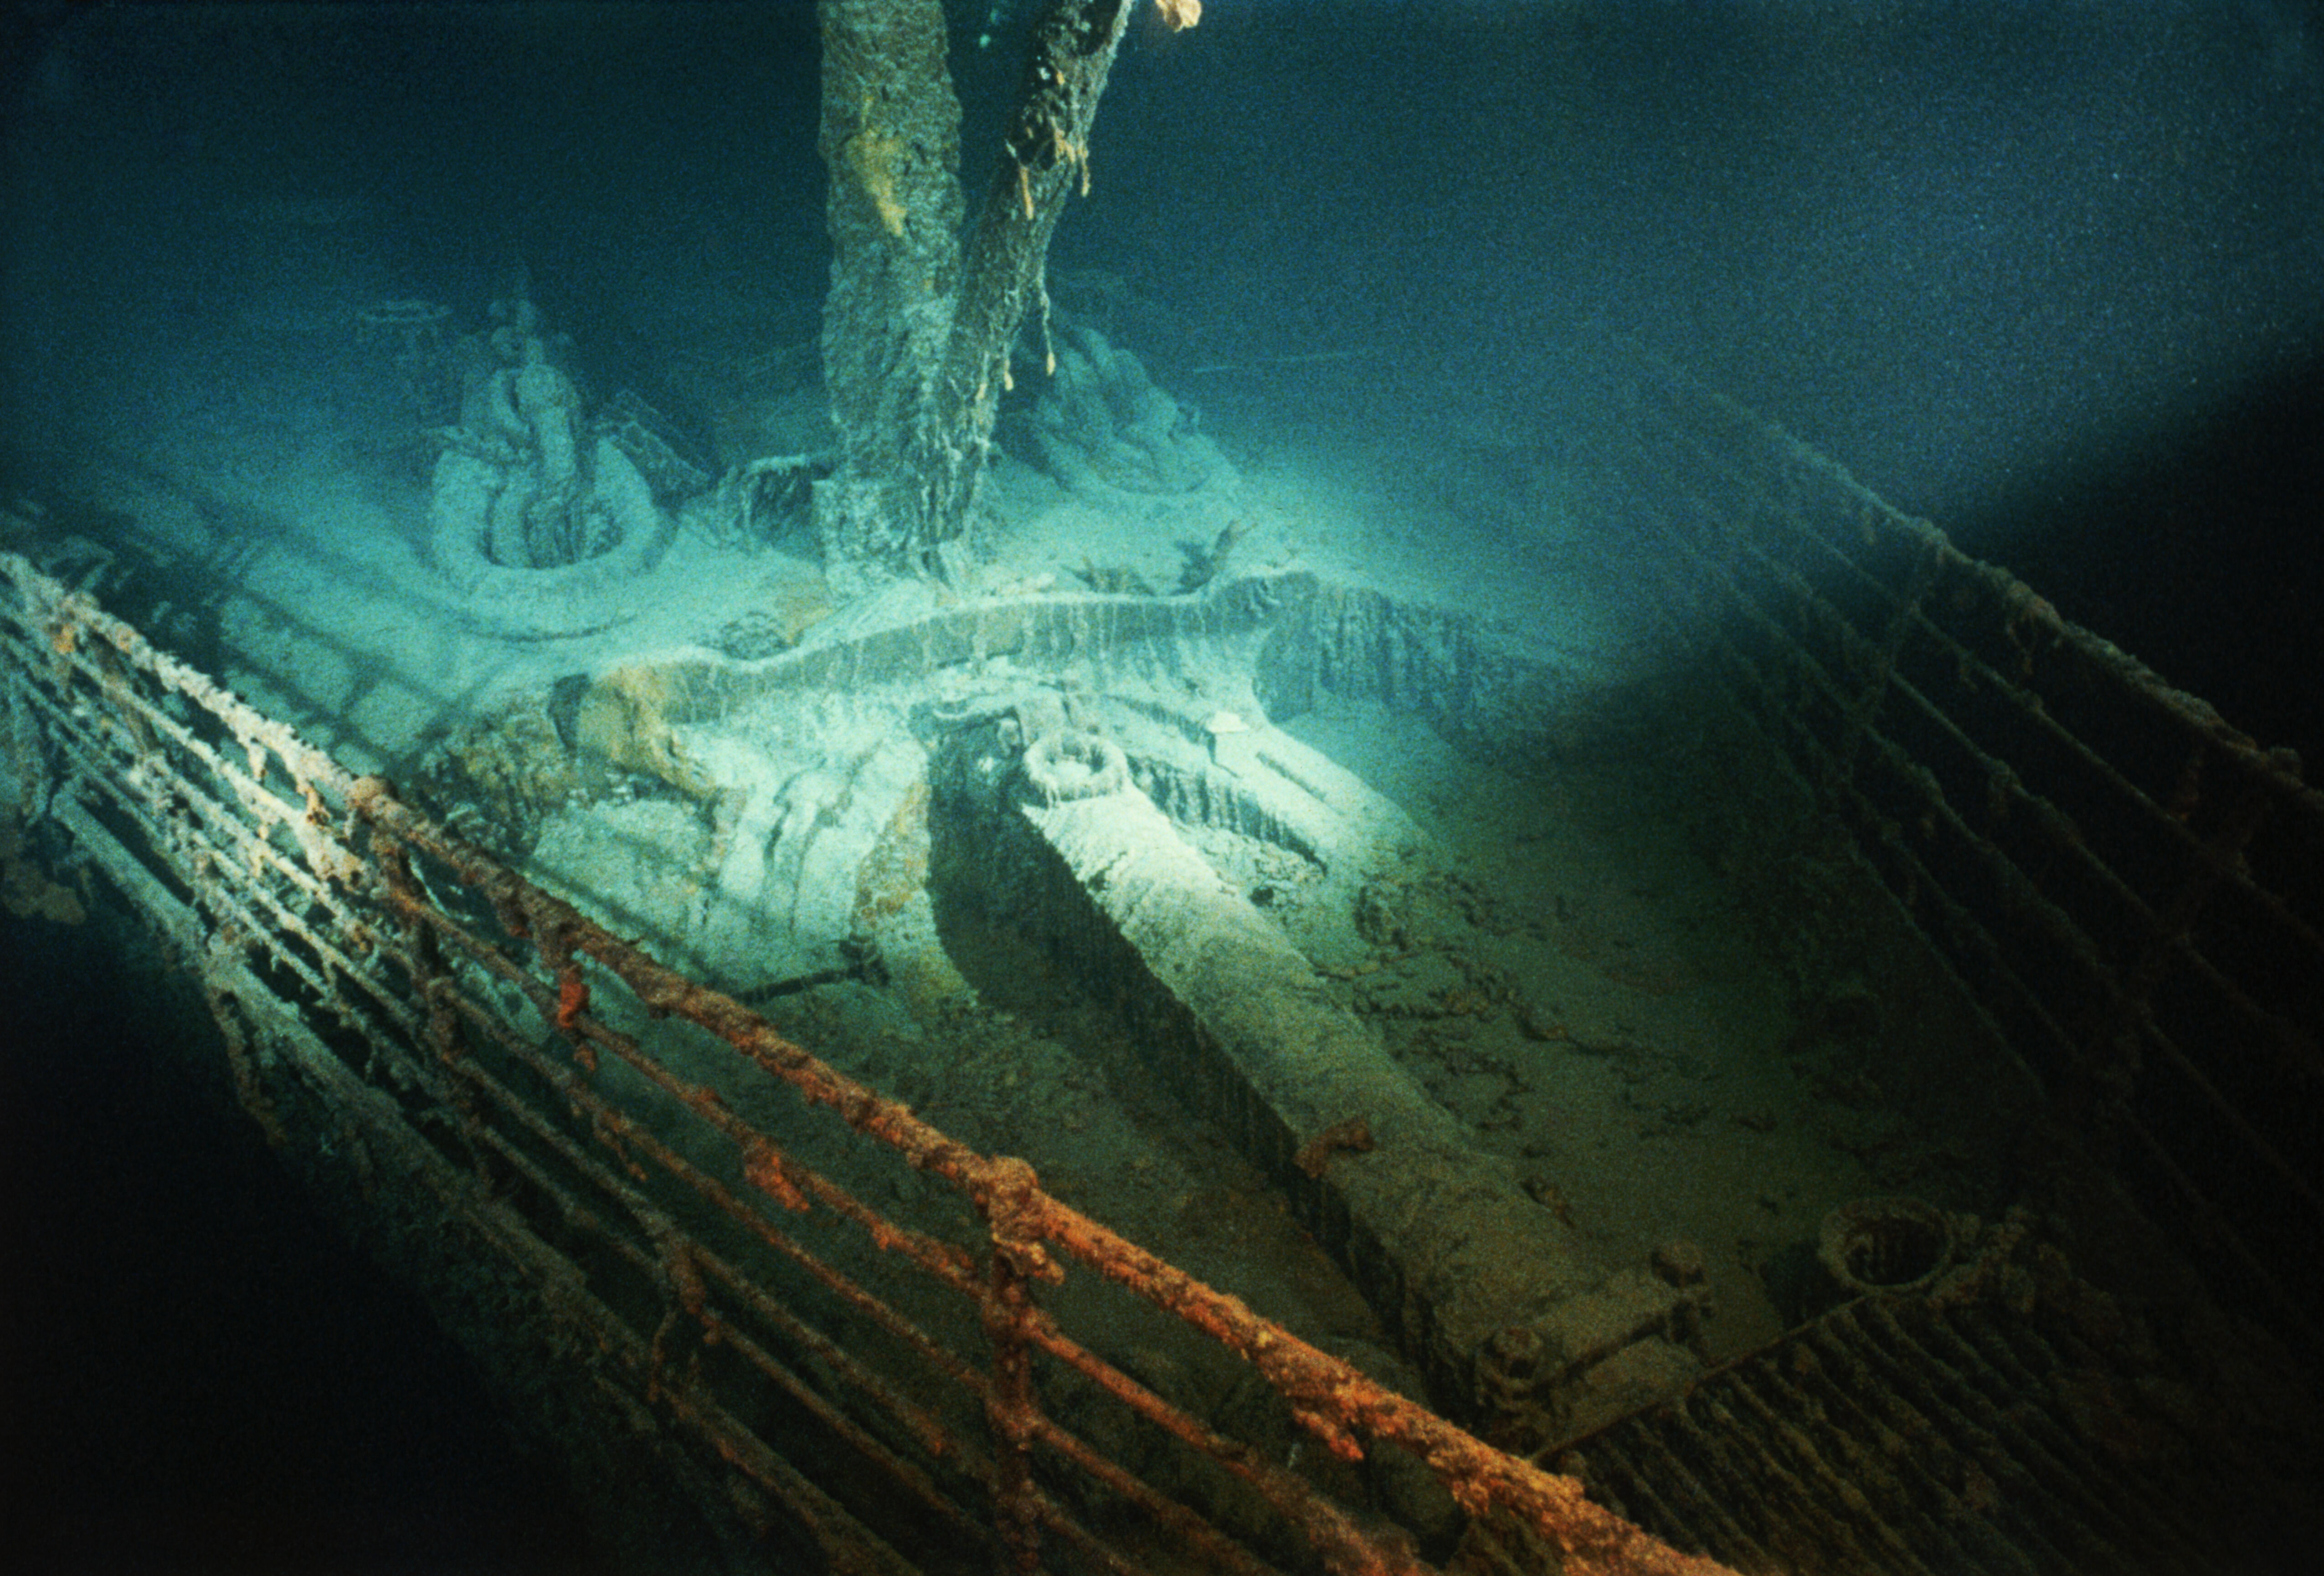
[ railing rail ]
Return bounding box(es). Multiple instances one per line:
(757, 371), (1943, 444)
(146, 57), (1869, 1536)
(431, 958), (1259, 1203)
(1604, 356), (2324, 1363)
(1, 534), (1729, 1576)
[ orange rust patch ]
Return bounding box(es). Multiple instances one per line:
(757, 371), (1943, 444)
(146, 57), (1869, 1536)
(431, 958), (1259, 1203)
(1293, 1116), (1374, 1179)
(852, 777), (931, 928)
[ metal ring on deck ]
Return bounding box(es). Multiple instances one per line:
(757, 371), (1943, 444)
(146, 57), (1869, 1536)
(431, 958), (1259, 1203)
(1819, 1196), (1954, 1297)
(1019, 729), (1129, 805)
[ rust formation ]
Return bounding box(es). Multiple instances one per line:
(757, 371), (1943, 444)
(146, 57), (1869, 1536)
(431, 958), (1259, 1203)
(1, 533), (1734, 1576)
(11, 336), (2318, 1576)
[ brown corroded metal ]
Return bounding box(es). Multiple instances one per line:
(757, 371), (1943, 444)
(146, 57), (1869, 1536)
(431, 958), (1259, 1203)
(4, 536), (1738, 1576)
(350, 734), (1736, 1574)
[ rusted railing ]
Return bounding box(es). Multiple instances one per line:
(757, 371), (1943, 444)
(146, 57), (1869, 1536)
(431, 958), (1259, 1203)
(0, 534), (1731, 1576)
(1603, 355), (2324, 1364)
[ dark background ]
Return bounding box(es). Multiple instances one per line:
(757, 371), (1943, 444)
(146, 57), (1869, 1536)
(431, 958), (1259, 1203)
(0, 914), (608, 1572)
(2, 3), (2319, 1570)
